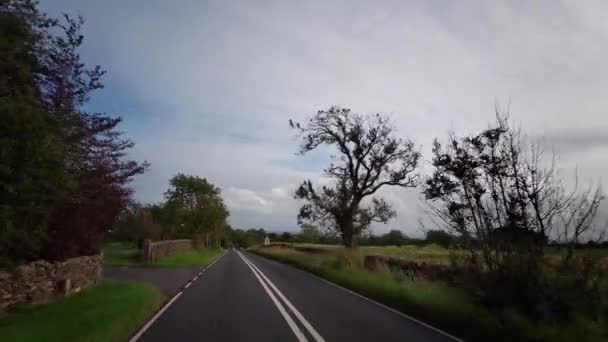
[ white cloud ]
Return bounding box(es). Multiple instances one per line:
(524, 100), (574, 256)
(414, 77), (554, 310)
(41, 0), (608, 233)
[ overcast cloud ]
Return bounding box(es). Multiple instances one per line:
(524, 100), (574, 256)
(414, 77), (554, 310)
(40, 0), (608, 236)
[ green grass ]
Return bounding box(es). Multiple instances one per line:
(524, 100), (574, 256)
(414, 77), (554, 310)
(103, 241), (141, 266)
(153, 248), (225, 267)
(280, 242), (453, 264)
(0, 281), (164, 342)
(359, 244), (451, 264)
(251, 245), (608, 342)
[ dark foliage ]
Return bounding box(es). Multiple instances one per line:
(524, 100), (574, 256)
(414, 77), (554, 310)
(425, 112), (607, 321)
(1, 0), (146, 264)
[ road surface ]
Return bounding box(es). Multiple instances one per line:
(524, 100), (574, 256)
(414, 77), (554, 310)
(132, 249), (459, 342)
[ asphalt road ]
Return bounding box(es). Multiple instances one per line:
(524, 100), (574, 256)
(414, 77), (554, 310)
(133, 249), (459, 342)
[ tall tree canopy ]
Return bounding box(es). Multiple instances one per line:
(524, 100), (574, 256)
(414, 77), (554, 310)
(164, 174), (229, 245)
(290, 107), (420, 246)
(1, 0), (146, 265)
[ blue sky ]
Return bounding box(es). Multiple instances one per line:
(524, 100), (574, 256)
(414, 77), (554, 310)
(39, 0), (608, 235)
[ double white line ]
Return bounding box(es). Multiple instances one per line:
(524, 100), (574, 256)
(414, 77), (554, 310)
(237, 252), (325, 342)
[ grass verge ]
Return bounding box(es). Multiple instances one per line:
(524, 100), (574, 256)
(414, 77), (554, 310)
(0, 281), (164, 342)
(250, 246), (607, 342)
(103, 241), (141, 266)
(153, 248), (225, 267)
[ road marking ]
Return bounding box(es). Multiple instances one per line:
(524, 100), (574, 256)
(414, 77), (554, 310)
(237, 252), (308, 342)
(128, 251), (227, 342)
(241, 253), (325, 342)
(204, 253), (225, 270)
(129, 292), (183, 342)
(184, 282), (191, 289)
(250, 253), (463, 342)
(193, 275), (199, 281)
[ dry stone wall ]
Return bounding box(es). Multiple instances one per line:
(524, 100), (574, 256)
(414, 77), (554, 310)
(0, 254), (102, 311)
(142, 239), (193, 262)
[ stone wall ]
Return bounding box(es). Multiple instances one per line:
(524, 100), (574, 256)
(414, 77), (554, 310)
(0, 254), (102, 311)
(142, 239), (193, 262)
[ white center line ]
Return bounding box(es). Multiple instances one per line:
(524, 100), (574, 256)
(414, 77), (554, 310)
(240, 253), (325, 342)
(237, 251), (308, 342)
(128, 252), (228, 342)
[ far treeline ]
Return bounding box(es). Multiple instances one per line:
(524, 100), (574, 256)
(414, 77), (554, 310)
(217, 225), (457, 249)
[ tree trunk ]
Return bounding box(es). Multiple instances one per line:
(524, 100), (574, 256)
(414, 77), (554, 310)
(341, 219), (355, 247)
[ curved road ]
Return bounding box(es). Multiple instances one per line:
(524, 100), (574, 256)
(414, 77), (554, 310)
(132, 249), (459, 342)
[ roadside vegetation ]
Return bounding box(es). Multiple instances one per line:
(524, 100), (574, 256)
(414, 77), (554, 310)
(252, 244), (608, 341)
(103, 242), (141, 266)
(254, 108), (608, 341)
(0, 281), (164, 342)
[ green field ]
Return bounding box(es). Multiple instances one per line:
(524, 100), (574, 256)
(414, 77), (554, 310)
(104, 242), (225, 268)
(279, 242), (452, 264)
(251, 244), (608, 342)
(154, 248), (225, 267)
(0, 281), (164, 342)
(103, 241), (141, 266)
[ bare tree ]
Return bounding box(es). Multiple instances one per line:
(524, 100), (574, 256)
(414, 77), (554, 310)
(290, 107), (420, 247)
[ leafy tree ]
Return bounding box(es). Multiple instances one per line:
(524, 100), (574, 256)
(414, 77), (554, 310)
(39, 14), (147, 259)
(110, 202), (162, 247)
(0, 0), (68, 265)
(381, 229), (409, 246)
(267, 232), (279, 242)
(1, 1), (147, 263)
(298, 224), (320, 243)
(279, 231), (293, 243)
(164, 174), (229, 246)
(424, 230), (454, 248)
(290, 107), (421, 246)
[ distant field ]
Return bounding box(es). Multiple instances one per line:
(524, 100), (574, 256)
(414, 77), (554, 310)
(274, 242), (452, 264)
(104, 242), (225, 268)
(276, 242), (608, 267)
(103, 241), (141, 266)
(154, 248), (225, 267)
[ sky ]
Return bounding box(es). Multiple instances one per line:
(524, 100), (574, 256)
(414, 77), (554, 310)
(40, 0), (608, 236)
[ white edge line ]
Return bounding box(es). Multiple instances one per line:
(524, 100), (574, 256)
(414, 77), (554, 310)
(241, 254), (325, 342)
(129, 251), (228, 342)
(129, 292), (183, 342)
(246, 252), (463, 342)
(237, 252), (308, 342)
(204, 251), (226, 270)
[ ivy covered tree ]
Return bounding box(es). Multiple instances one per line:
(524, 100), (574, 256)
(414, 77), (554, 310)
(290, 107), (420, 246)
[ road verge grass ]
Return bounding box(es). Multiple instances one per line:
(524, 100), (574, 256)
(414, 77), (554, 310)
(250, 246), (607, 342)
(103, 241), (141, 266)
(0, 281), (164, 342)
